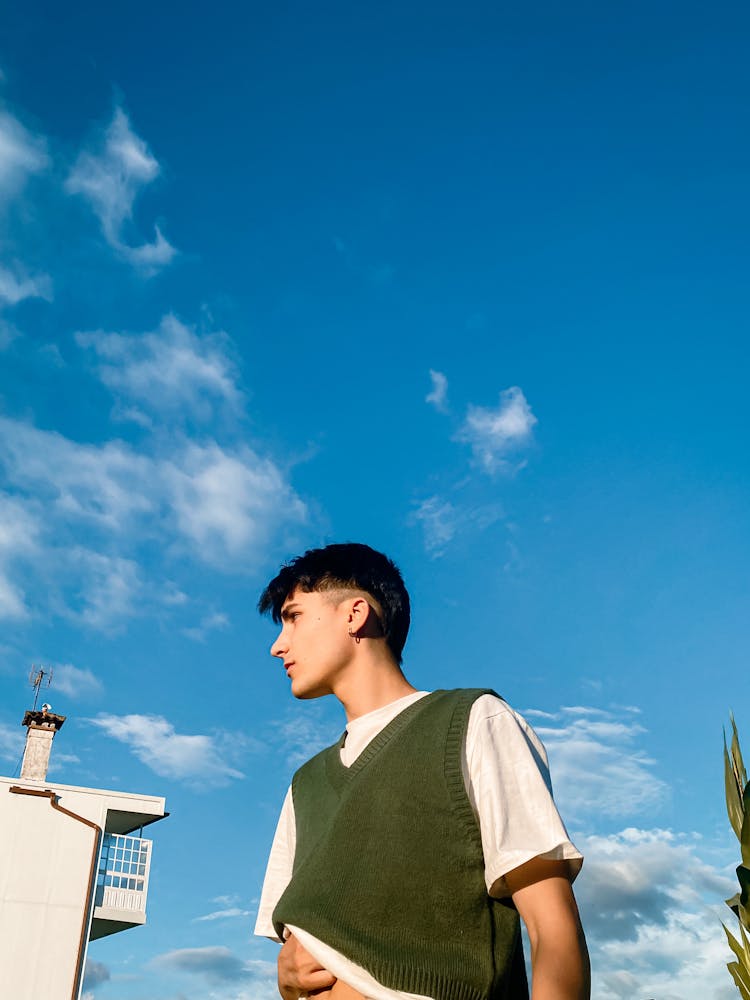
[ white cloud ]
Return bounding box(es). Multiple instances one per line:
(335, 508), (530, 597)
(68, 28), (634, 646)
(0, 417), (307, 571)
(50, 663), (103, 699)
(0, 417), (155, 531)
(193, 906), (251, 922)
(64, 549), (142, 630)
(0, 264), (52, 306)
(151, 947), (277, 998)
(575, 827), (736, 1000)
(534, 706), (669, 819)
(82, 958), (110, 991)
(425, 369), (449, 412)
(76, 314), (241, 419)
(412, 496), (458, 556)
(0, 571), (28, 621)
(183, 610), (230, 642)
(164, 441), (307, 566)
(0, 721), (23, 764)
(66, 107), (176, 275)
(0, 111), (48, 201)
(0, 492), (39, 620)
(88, 713), (245, 785)
(457, 386), (537, 473)
(273, 705), (343, 769)
(411, 494), (504, 557)
(47, 750), (81, 774)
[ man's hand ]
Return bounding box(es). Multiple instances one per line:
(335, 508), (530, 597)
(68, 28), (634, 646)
(277, 933), (337, 1000)
(506, 858), (590, 1000)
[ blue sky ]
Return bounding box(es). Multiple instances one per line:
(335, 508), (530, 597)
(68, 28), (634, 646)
(0, 2), (748, 997)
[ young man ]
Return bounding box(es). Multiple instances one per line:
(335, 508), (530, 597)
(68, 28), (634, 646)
(255, 543), (589, 1000)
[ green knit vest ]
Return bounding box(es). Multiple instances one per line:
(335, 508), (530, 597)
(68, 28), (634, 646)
(273, 689), (529, 1000)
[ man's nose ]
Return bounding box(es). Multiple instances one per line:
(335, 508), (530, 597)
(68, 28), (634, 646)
(270, 630), (287, 658)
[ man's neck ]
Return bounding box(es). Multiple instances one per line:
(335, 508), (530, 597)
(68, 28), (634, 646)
(333, 651), (418, 722)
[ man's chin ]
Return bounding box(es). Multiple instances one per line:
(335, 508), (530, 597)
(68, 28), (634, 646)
(291, 683), (328, 701)
(292, 681), (331, 701)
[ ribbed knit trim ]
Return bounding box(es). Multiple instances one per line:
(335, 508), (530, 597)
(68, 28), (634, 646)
(444, 688), (498, 845)
(324, 689), (444, 791)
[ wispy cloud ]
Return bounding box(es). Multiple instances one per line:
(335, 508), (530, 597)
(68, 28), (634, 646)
(193, 906), (251, 922)
(533, 706), (668, 819)
(0, 417), (307, 614)
(0, 721), (23, 764)
(166, 440), (307, 566)
(0, 492), (39, 620)
(183, 610), (230, 643)
(0, 418), (154, 530)
(271, 704), (343, 770)
(412, 496), (458, 556)
(50, 663), (103, 700)
(425, 369), (449, 413)
(76, 315), (241, 421)
(0, 306), (309, 629)
(457, 386), (537, 473)
(66, 107), (176, 275)
(0, 110), (48, 201)
(412, 382), (536, 556)
(88, 713), (245, 785)
(411, 495), (504, 559)
(65, 550), (142, 629)
(0, 264), (52, 306)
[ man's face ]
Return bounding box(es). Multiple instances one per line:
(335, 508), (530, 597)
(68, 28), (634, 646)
(270, 588), (353, 699)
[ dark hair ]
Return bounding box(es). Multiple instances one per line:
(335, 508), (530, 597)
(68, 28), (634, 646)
(258, 542), (411, 664)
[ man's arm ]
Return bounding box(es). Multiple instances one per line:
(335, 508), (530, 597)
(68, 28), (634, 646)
(506, 858), (590, 1000)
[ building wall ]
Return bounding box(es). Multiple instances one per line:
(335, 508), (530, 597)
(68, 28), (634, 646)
(0, 785), (96, 1000)
(0, 776), (166, 1000)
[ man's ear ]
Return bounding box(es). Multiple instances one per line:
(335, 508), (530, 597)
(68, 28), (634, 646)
(348, 597), (384, 639)
(348, 597), (371, 634)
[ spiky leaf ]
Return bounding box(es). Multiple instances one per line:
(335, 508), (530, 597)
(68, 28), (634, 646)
(728, 963), (750, 1000)
(724, 924), (747, 964)
(726, 737), (745, 841)
(742, 782), (750, 868)
(738, 865), (750, 913)
(731, 716), (748, 788)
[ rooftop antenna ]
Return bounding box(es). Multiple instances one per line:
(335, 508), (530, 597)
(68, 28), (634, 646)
(29, 665), (53, 713)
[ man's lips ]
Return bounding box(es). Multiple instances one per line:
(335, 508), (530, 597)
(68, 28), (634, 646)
(284, 662), (295, 675)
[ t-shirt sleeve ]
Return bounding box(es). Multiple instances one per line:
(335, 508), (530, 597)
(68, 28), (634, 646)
(464, 694), (583, 898)
(254, 786), (296, 941)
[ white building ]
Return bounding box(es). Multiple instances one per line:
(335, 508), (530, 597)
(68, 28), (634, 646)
(0, 707), (167, 1000)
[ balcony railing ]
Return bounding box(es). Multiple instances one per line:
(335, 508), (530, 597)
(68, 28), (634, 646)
(94, 833), (152, 914)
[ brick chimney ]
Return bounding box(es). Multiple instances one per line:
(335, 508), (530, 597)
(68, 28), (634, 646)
(20, 707), (66, 782)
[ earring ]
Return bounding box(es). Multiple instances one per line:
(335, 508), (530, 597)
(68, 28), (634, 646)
(348, 628), (361, 644)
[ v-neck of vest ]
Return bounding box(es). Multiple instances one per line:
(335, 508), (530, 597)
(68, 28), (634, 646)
(325, 690), (443, 791)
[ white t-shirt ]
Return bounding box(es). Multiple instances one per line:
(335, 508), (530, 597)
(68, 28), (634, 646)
(255, 691), (582, 1000)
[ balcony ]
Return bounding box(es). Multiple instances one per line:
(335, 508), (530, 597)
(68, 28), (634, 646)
(90, 833), (153, 940)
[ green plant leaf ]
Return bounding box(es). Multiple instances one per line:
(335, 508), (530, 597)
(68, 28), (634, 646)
(725, 924), (746, 964)
(731, 715), (748, 789)
(739, 865), (750, 911)
(726, 737), (745, 841)
(728, 962), (750, 1000)
(742, 782), (750, 869)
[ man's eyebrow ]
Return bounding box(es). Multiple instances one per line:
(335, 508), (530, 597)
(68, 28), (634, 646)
(280, 602), (301, 621)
